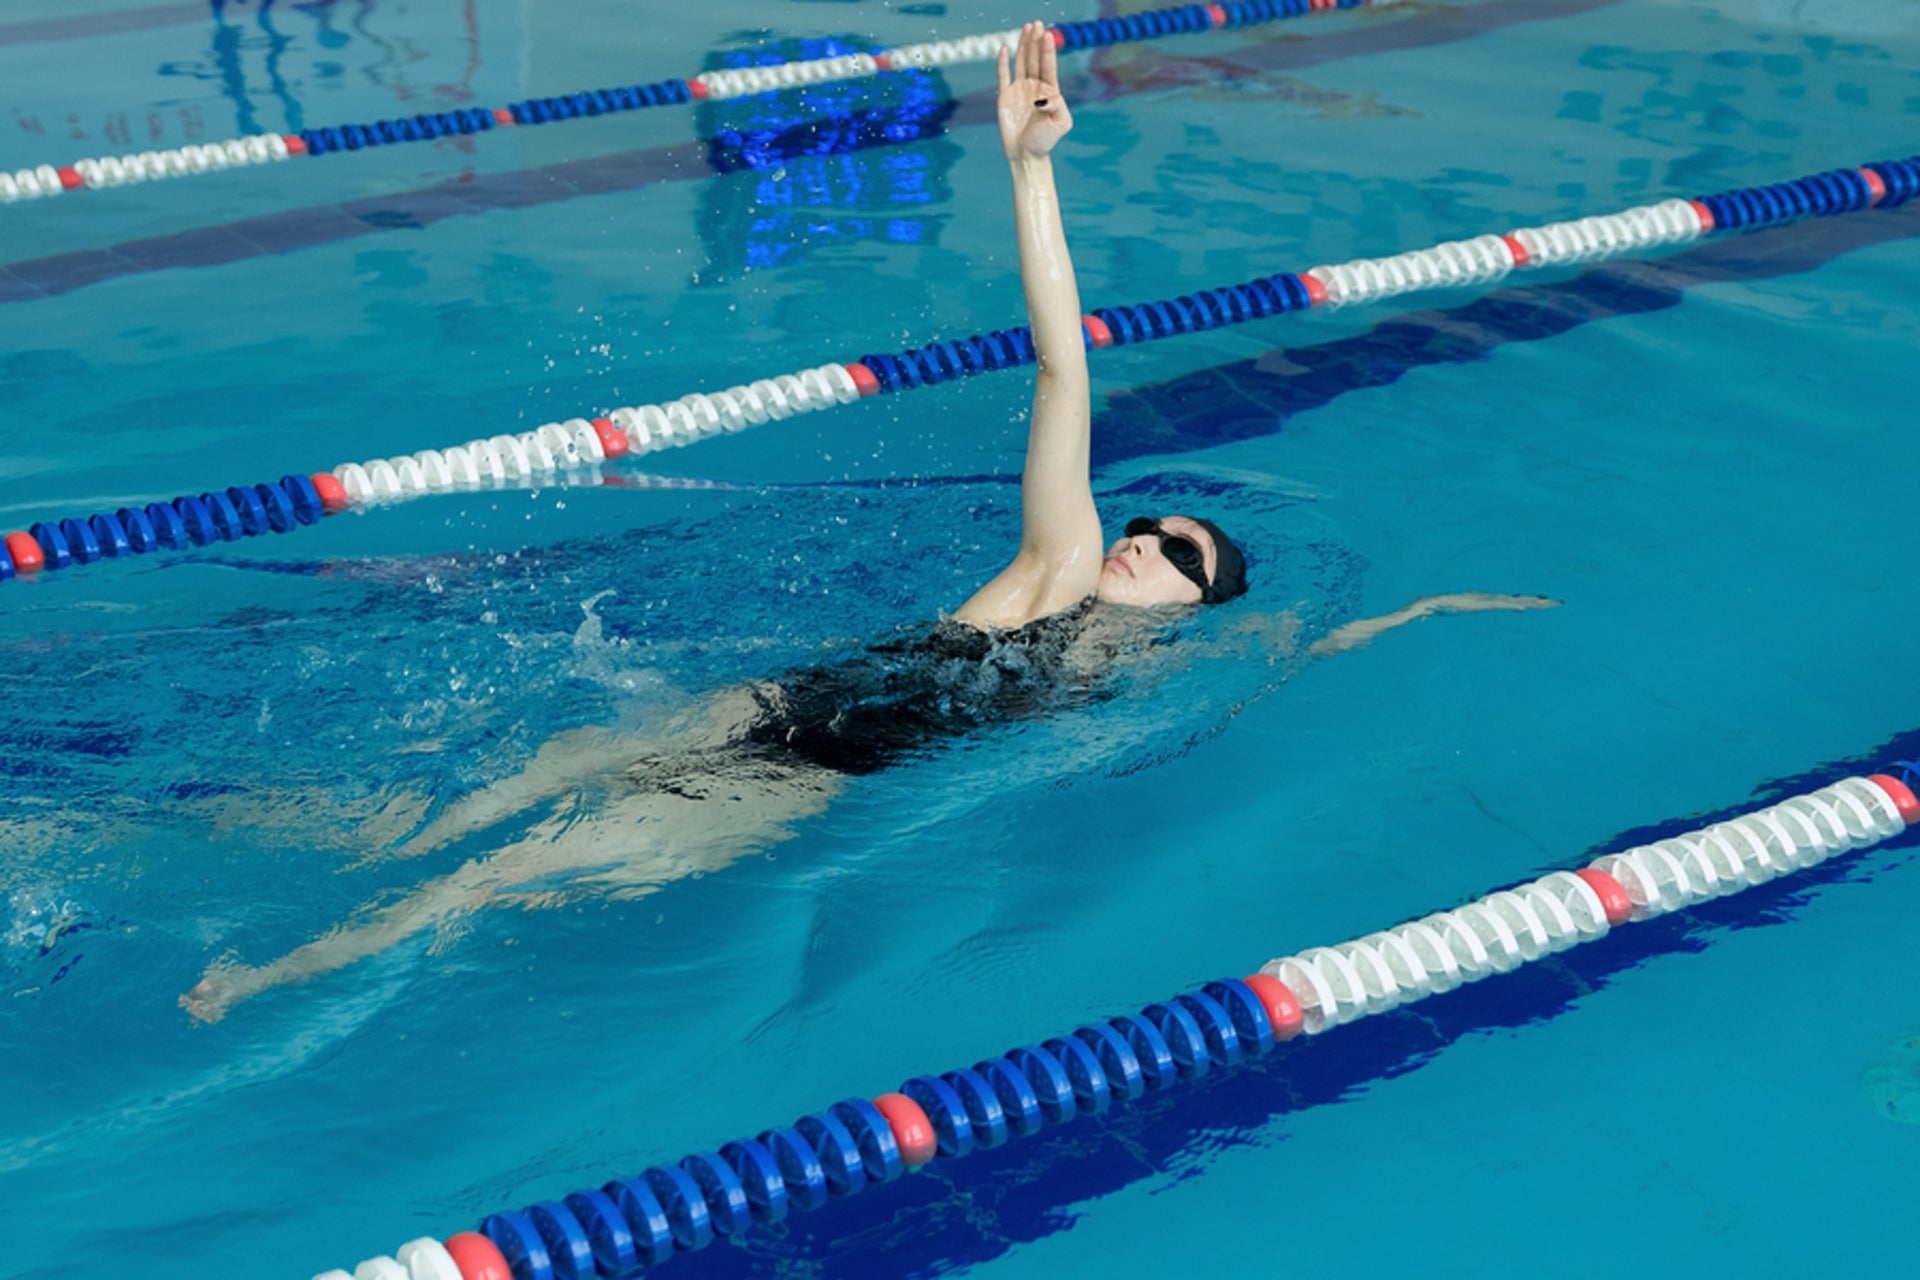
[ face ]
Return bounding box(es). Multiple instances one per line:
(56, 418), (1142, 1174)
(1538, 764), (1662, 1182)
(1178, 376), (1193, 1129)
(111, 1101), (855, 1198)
(1095, 515), (1217, 607)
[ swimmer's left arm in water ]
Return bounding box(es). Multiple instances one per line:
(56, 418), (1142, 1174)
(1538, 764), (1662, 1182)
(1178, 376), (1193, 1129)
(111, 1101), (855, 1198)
(1308, 593), (1562, 657)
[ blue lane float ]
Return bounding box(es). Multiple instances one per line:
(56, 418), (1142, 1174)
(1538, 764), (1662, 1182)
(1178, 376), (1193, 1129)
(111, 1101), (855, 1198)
(0, 475), (327, 583)
(444, 973), (1291, 1280)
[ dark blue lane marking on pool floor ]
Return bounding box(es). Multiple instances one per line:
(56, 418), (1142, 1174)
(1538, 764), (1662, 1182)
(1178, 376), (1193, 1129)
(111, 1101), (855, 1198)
(653, 725), (1920, 1279)
(0, 0), (1619, 304)
(1091, 201), (1920, 468)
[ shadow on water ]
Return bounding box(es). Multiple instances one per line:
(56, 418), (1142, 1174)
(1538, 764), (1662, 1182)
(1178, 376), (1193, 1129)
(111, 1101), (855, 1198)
(659, 727), (1920, 1279)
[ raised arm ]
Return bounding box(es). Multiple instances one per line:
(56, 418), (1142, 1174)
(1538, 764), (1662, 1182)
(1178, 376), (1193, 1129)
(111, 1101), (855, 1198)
(955, 22), (1105, 629)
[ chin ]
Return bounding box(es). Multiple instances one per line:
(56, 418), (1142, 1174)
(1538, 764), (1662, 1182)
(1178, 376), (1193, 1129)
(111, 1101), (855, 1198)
(1095, 586), (1155, 610)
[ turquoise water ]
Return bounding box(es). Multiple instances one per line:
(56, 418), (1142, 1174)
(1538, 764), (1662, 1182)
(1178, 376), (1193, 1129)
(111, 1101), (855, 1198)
(2, 1), (1918, 1276)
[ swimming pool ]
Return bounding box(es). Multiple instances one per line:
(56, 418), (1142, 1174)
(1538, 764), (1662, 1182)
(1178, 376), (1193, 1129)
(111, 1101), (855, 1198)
(3, 0), (1918, 1275)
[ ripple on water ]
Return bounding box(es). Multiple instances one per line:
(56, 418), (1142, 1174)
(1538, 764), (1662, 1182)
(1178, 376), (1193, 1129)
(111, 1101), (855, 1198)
(1862, 1027), (1920, 1125)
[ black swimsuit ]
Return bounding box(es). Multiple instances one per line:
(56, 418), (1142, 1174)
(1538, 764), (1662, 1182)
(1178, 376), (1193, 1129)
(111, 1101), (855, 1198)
(735, 600), (1105, 777)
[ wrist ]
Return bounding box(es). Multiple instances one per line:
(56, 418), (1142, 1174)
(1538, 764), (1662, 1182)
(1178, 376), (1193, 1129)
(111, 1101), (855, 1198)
(1008, 153), (1055, 179)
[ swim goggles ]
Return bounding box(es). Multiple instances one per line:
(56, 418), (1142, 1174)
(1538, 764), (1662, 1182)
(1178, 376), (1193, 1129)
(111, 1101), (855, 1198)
(1124, 518), (1211, 595)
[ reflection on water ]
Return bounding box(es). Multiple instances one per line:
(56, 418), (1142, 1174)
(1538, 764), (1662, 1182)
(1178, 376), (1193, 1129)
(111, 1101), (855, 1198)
(3, 0), (492, 151)
(696, 35), (959, 278)
(1863, 1026), (1920, 1124)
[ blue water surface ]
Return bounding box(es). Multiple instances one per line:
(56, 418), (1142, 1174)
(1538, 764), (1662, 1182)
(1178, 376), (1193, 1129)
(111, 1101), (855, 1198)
(2, 1), (1918, 1277)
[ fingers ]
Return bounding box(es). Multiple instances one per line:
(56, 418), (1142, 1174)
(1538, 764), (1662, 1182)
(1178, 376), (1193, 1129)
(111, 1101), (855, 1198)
(1006, 22), (1060, 90)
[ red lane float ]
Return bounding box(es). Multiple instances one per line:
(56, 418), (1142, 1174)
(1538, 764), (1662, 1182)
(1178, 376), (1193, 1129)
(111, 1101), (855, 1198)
(589, 417), (630, 460)
(1869, 774), (1920, 825)
(4, 531), (45, 575)
(1243, 972), (1305, 1040)
(310, 472), (350, 515)
(873, 1092), (938, 1168)
(1575, 868), (1634, 927)
(444, 1232), (513, 1280)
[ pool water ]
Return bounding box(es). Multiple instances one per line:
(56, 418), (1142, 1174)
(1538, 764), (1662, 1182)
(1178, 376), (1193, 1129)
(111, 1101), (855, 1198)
(2, 1), (1918, 1276)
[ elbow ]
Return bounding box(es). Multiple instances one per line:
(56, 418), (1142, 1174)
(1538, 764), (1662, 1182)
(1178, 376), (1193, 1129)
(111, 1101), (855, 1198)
(1034, 353), (1089, 384)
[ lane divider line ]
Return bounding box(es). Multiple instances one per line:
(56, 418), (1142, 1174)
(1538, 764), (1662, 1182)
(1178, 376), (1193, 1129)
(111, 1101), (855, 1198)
(0, 2), (1397, 203)
(5, 155), (1914, 585)
(310, 770), (1917, 1279)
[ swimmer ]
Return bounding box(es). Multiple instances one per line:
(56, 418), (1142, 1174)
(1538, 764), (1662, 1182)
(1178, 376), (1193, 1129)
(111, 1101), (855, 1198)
(182, 24), (1555, 1022)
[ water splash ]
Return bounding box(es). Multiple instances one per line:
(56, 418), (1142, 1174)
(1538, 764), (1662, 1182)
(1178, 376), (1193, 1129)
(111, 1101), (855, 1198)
(4, 885), (90, 956)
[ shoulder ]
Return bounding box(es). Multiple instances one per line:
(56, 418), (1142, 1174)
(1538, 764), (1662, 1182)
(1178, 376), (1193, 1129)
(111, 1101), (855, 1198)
(949, 592), (1096, 642)
(954, 542), (1103, 631)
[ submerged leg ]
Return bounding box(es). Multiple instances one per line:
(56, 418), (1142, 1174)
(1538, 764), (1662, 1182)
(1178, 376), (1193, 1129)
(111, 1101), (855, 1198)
(395, 724), (639, 858)
(182, 758), (841, 1022)
(398, 687), (768, 857)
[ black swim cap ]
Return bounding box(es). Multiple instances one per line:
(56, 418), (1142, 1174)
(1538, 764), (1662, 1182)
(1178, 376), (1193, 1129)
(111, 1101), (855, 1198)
(1188, 516), (1248, 604)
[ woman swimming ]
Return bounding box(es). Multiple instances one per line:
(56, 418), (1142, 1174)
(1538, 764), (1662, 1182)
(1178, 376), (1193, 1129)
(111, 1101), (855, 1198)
(182, 24), (1552, 1021)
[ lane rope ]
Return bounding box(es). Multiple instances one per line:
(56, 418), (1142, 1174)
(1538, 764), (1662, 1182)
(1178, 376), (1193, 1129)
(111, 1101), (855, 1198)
(0, 3), (1397, 203)
(307, 769), (1918, 1280)
(5, 154), (1914, 585)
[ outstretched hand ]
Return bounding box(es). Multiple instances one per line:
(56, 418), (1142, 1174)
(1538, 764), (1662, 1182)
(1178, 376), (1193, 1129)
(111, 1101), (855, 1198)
(997, 21), (1073, 162)
(1307, 592), (1562, 657)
